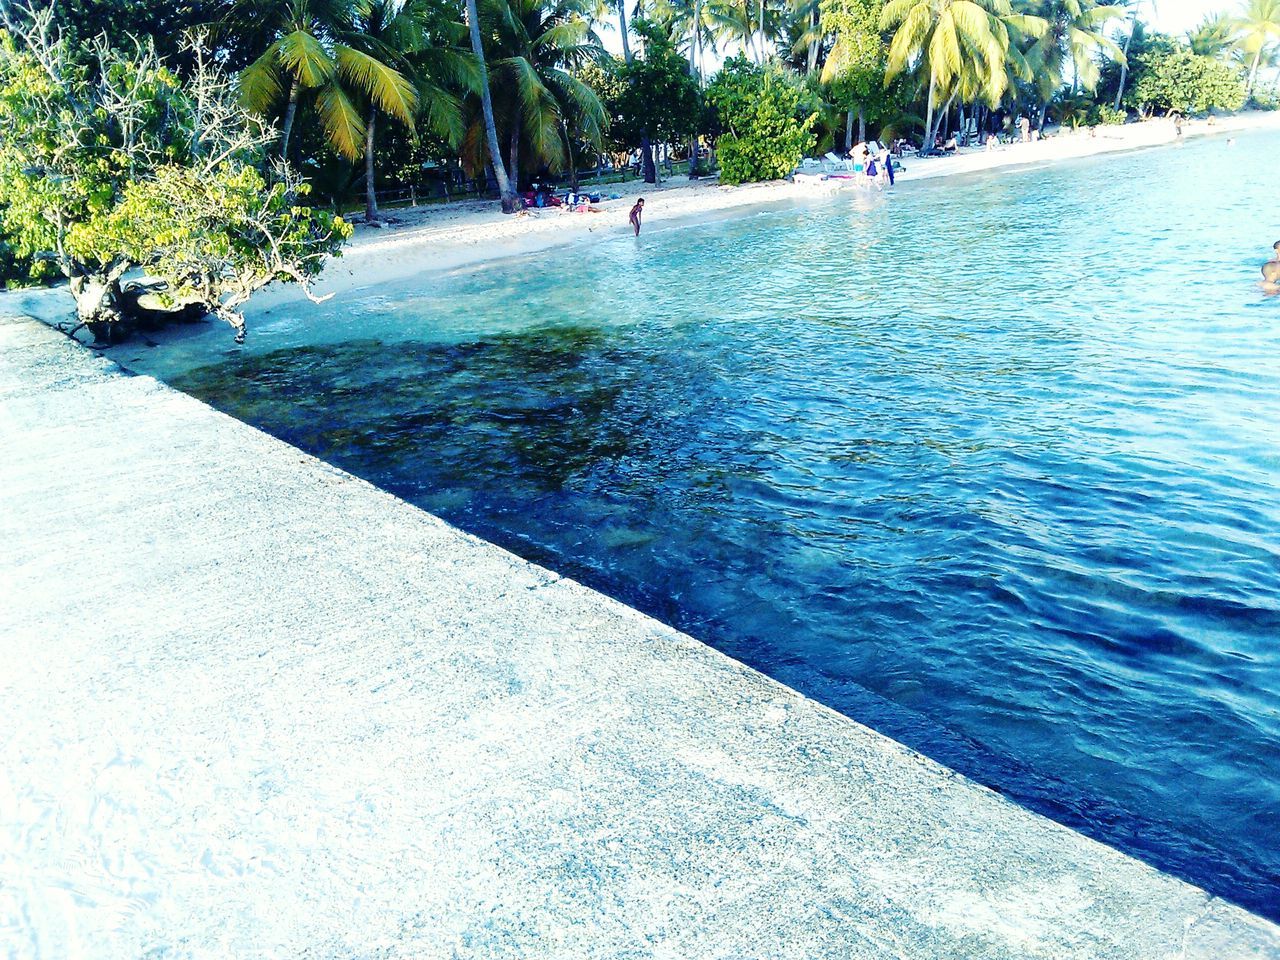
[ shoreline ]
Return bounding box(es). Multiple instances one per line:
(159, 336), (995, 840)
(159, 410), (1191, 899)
(3, 109), (1277, 328)
(268, 109), (1280, 308)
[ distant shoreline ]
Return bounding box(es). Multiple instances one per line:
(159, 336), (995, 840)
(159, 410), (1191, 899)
(268, 109), (1280, 309)
(5, 110), (1278, 327)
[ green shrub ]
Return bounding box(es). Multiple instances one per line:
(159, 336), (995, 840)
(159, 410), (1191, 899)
(707, 57), (816, 185)
(1130, 47), (1247, 115)
(1092, 105), (1128, 125)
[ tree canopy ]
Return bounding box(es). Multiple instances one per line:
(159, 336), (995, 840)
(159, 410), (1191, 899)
(0, 12), (350, 340)
(708, 55), (816, 183)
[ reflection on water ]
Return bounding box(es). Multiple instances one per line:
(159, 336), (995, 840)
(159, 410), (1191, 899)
(166, 130), (1280, 918)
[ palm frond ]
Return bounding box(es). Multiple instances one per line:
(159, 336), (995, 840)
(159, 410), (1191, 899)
(277, 28), (336, 88)
(315, 80), (366, 159)
(335, 44), (418, 126)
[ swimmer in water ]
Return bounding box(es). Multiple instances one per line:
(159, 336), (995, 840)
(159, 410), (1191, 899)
(1262, 262), (1280, 293)
(1262, 241), (1280, 293)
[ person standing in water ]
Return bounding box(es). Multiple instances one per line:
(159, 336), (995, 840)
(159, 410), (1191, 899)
(629, 197), (644, 236)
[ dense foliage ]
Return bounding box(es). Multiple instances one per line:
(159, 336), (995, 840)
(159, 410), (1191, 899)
(613, 21), (703, 181)
(708, 56), (816, 184)
(1130, 46), (1248, 115)
(0, 17), (350, 339)
(0, 0), (1276, 292)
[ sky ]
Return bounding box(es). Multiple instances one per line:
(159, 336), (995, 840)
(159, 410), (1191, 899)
(1148, 1), (1240, 37)
(596, 1), (1247, 60)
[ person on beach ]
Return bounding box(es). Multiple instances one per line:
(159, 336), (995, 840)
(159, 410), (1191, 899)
(1019, 115), (1030, 143)
(629, 198), (644, 236)
(881, 148), (895, 186)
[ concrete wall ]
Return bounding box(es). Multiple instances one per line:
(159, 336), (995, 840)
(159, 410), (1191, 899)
(2, 313), (1277, 959)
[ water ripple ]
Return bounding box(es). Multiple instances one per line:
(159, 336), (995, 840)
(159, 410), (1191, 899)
(167, 130), (1280, 919)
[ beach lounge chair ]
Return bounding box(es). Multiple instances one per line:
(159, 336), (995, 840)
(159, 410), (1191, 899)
(822, 151), (852, 172)
(797, 157), (823, 173)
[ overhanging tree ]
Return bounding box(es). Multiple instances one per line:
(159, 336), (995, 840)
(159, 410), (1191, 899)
(0, 11), (350, 342)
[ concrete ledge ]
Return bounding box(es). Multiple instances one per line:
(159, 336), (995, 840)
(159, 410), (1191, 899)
(2, 313), (1278, 959)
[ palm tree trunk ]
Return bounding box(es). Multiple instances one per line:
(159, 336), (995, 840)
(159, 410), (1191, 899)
(689, 4), (701, 178)
(845, 108), (854, 150)
(618, 0), (633, 63)
(280, 81), (299, 158)
(758, 0), (765, 61)
(694, 0), (703, 77)
(857, 107), (865, 145)
(1113, 9), (1136, 111)
(508, 106), (521, 192)
(807, 5), (819, 73)
(364, 107), (378, 222)
(1248, 47), (1263, 98)
(920, 71), (936, 156)
(563, 121), (579, 192)
(641, 130), (656, 184)
(465, 0), (519, 213)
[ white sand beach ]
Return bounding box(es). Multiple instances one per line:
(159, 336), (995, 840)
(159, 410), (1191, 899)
(4, 109), (1277, 327)
(286, 110), (1280, 304)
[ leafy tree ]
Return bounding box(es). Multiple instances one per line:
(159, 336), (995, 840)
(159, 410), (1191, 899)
(579, 55), (629, 158)
(613, 19), (702, 183)
(1130, 44), (1246, 115)
(0, 13), (349, 341)
(1, 0), (214, 67)
(820, 0), (884, 146)
(707, 55), (815, 184)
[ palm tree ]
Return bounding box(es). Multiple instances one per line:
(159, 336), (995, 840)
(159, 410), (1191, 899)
(706, 0), (761, 60)
(345, 0), (476, 221)
(790, 0), (823, 72)
(1188, 11), (1238, 58)
(1236, 0), (1280, 98)
(1112, 0), (1152, 110)
(463, 0), (520, 211)
(1023, 0), (1124, 127)
(239, 0), (418, 162)
(881, 0), (1045, 153)
(481, 0), (606, 190)
(617, 0), (636, 60)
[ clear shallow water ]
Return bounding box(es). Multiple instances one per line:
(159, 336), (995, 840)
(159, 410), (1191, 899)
(157, 132), (1279, 917)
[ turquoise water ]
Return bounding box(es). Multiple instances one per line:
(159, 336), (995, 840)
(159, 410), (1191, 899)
(160, 131), (1280, 916)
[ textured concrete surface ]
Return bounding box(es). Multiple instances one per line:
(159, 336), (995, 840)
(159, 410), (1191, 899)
(1, 312), (1278, 959)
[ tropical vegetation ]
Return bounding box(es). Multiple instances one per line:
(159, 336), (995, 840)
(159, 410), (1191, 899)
(0, 9), (350, 338)
(1, 0), (1277, 301)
